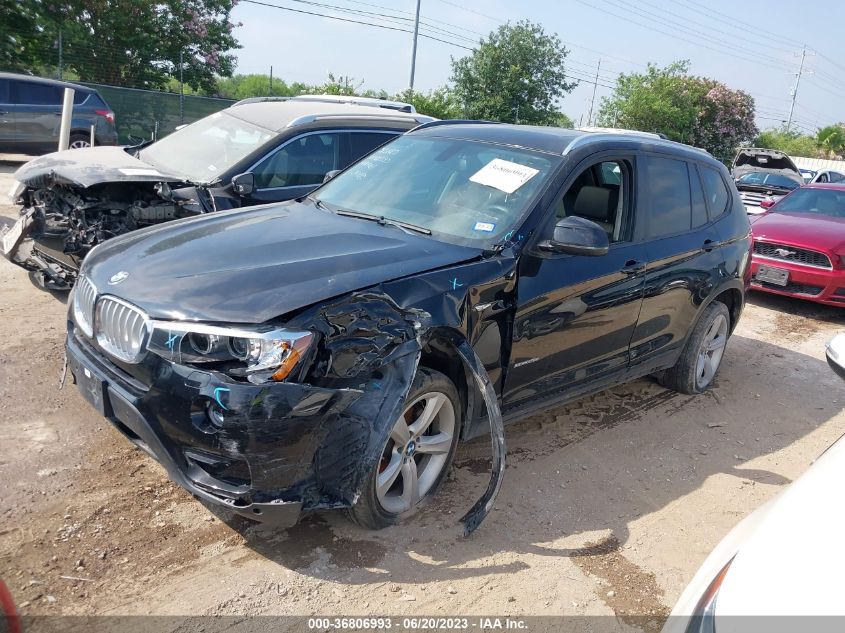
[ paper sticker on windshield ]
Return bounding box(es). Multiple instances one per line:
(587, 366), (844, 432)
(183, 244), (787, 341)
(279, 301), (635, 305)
(470, 159), (539, 194)
(119, 168), (164, 177)
(473, 221), (496, 232)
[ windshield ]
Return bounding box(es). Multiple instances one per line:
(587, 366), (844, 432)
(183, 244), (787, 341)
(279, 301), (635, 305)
(773, 188), (845, 218)
(737, 172), (801, 190)
(314, 135), (559, 247)
(139, 111), (275, 183)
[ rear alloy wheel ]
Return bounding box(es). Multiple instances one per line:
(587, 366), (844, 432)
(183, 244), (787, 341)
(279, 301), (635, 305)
(68, 134), (91, 149)
(349, 368), (461, 529)
(659, 301), (731, 395)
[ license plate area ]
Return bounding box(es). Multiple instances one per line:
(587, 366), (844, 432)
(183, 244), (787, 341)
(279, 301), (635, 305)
(757, 264), (789, 287)
(76, 364), (108, 415)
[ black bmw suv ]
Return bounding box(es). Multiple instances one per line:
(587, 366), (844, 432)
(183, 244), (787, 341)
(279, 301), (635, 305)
(65, 122), (752, 532)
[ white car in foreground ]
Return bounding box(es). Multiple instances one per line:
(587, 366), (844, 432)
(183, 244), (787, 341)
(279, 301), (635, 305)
(665, 333), (845, 633)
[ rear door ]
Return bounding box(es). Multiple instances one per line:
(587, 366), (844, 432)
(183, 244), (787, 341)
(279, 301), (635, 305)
(10, 79), (64, 153)
(628, 154), (722, 374)
(0, 79), (13, 151)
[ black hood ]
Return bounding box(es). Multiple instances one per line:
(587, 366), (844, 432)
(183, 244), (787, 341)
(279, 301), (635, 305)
(14, 146), (187, 189)
(84, 201), (481, 323)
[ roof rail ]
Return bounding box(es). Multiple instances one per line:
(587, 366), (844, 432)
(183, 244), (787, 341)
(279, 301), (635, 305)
(232, 96), (291, 106)
(410, 119), (501, 132)
(285, 112), (436, 128)
(563, 132), (711, 157)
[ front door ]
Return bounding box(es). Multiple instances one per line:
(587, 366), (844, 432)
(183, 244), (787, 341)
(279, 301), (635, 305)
(504, 154), (646, 409)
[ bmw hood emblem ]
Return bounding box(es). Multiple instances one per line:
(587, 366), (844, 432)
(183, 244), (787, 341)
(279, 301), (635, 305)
(108, 271), (130, 285)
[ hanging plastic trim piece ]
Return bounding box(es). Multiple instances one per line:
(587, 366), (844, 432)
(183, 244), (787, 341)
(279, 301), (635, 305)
(456, 340), (506, 536)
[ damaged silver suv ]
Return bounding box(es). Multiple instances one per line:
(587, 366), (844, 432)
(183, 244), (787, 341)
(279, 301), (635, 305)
(65, 122), (751, 532)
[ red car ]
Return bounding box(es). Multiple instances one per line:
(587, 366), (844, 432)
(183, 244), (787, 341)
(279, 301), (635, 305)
(750, 183), (845, 306)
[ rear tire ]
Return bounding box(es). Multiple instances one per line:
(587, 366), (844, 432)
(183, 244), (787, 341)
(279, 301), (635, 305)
(348, 367), (461, 529)
(659, 301), (731, 395)
(68, 133), (91, 149)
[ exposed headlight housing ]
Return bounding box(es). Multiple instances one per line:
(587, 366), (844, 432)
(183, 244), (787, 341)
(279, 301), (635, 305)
(147, 322), (314, 384)
(7, 179), (25, 204)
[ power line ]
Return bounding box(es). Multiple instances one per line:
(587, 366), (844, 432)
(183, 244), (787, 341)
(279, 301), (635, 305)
(671, 0), (799, 54)
(240, 0), (474, 50)
(433, 0), (505, 23)
(594, 0), (793, 74)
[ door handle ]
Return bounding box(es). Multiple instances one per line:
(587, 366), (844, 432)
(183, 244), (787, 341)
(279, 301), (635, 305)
(621, 260), (646, 275)
(0, 110), (8, 115)
(702, 239), (716, 252)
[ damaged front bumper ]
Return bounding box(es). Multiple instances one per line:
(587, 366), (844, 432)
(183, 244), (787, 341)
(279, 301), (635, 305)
(65, 329), (367, 527)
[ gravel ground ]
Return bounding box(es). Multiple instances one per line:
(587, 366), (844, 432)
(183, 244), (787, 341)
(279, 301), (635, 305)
(1, 162), (843, 622)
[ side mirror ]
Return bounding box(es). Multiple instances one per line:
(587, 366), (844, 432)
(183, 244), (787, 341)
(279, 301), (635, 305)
(538, 216), (610, 256)
(323, 169), (342, 184)
(760, 198), (776, 210)
(231, 172), (255, 196)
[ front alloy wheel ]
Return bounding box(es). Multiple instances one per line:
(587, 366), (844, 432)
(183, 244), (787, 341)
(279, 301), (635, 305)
(349, 368), (461, 529)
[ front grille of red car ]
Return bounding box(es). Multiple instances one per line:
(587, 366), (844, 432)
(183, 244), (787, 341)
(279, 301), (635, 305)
(753, 242), (832, 269)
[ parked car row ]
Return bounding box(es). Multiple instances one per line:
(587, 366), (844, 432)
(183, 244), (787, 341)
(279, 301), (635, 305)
(2, 97), (433, 289)
(3, 117), (749, 532)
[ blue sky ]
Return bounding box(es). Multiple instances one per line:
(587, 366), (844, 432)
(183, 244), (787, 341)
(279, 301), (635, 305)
(230, 0), (844, 133)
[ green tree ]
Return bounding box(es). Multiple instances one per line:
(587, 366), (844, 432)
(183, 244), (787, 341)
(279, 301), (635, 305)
(394, 87), (461, 119)
(30, 0), (240, 93)
(598, 61), (757, 163)
(450, 20), (578, 125)
(817, 124), (845, 158)
(1, 0), (41, 71)
(754, 127), (820, 158)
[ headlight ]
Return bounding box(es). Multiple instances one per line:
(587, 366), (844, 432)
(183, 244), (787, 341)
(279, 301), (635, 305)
(685, 558), (734, 633)
(146, 322), (313, 384)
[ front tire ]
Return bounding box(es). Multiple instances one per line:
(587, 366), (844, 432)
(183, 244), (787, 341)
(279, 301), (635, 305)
(659, 301), (731, 395)
(349, 367), (461, 529)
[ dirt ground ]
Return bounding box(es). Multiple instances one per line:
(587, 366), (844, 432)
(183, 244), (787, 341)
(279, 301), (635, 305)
(1, 161), (844, 624)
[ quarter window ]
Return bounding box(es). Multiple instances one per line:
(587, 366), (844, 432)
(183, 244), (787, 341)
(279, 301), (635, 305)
(253, 133), (341, 189)
(642, 156), (692, 238)
(700, 166), (729, 217)
(690, 165), (709, 227)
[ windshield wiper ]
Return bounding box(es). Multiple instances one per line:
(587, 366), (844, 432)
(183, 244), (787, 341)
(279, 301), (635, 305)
(335, 209), (431, 235)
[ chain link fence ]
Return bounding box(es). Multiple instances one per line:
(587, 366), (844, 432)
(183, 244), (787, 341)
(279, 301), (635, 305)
(77, 82), (234, 144)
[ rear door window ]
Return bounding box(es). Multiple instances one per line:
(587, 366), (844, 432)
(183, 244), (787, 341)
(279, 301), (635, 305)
(73, 91), (90, 105)
(641, 155), (693, 238)
(346, 131), (397, 165)
(690, 165), (709, 227)
(0, 79), (9, 103)
(11, 81), (63, 105)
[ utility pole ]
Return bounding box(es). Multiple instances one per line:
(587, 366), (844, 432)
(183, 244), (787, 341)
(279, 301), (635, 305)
(269, 65), (273, 95)
(57, 28), (63, 80)
(786, 46), (807, 134)
(408, 0), (421, 92)
(179, 50), (184, 126)
(587, 58), (601, 126)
